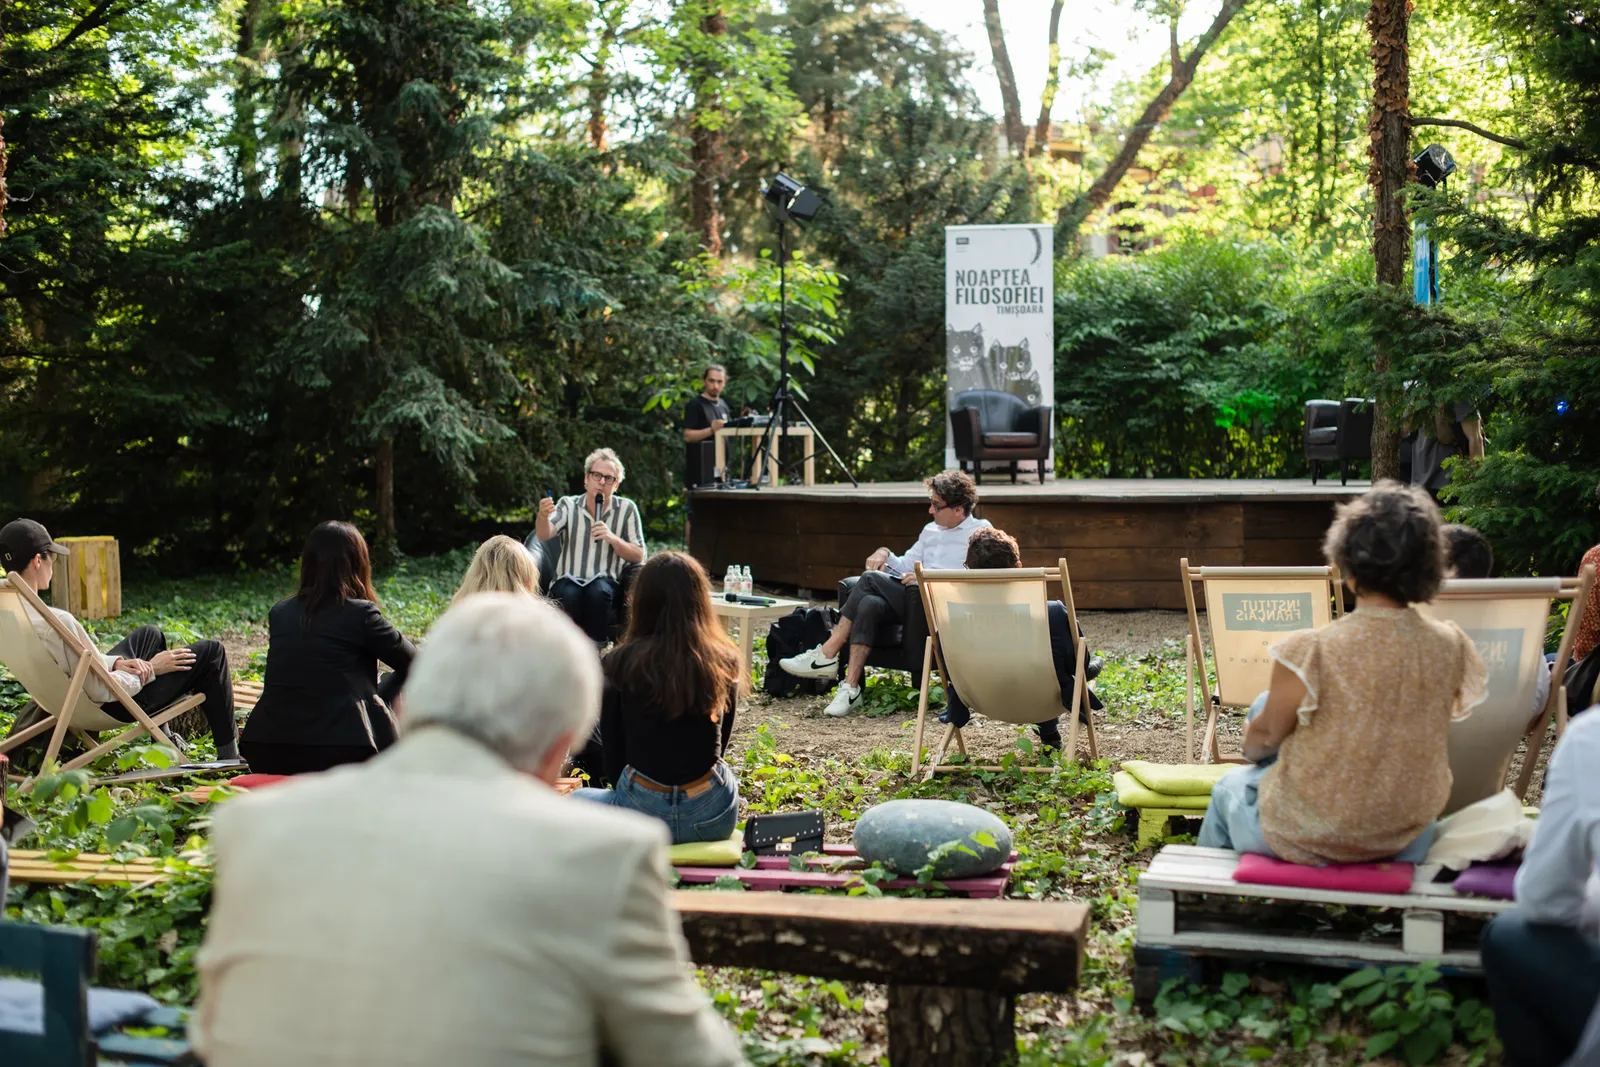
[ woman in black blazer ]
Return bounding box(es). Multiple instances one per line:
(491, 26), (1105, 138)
(240, 522), (416, 775)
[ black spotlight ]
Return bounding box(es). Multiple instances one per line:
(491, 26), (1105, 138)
(762, 172), (821, 222)
(1414, 143), (1457, 189)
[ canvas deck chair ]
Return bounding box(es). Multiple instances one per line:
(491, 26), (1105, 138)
(0, 571), (195, 779)
(1181, 560), (1344, 764)
(909, 559), (1097, 779)
(1418, 567), (1594, 812)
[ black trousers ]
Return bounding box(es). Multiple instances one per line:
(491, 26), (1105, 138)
(102, 625), (236, 748)
(840, 570), (908, 647)
(551, 575), (621, 644)
(1482, 911), (1600, 1067)
(238, 741), (378, 775)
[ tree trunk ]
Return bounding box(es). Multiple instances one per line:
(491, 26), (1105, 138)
(982, 0), (1027, 156)
(232, 0), (266, 198)
(1366, 0), (1413, 481)
(0, 113), (8, 239)
(886, 986), (1016, 1067)
(586, 0), (625, 152)
(1030, 1), (1066, 158)
(689, 8), (727, 257)
(374, 435), (397, 566)
(1055, 0), (1249, 244)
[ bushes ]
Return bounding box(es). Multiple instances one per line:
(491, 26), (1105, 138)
(1053, 238), (1354, 478)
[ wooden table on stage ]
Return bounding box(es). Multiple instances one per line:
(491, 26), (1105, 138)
(715, 425), (816, 486)
(711, 594), (809, 683)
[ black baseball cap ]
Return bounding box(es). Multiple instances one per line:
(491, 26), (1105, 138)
(0, 519), (69, 572)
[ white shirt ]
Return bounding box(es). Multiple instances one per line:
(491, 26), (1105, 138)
(1514, 710), (1600, 931)
(885, 515), (993, 574)
(24, 601), (142, 705)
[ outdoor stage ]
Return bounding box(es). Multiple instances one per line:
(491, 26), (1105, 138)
(689, 478), (1370, 610)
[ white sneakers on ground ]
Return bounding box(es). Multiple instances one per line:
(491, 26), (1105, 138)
(824, 683), (863, 717)
(779, 645), (839, 678)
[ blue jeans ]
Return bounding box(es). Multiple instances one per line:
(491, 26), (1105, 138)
(574, 761), (739, 845)
(1195, 692), (1436, 862)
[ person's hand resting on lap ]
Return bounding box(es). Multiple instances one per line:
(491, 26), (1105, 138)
(1242, 661), (1308, 764)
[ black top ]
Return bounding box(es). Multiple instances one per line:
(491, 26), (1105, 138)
(600, 680), (737, 787)
(683, 394), (730, 487)
(242, 597), (416, 749)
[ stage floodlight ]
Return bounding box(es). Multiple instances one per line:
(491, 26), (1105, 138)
(1414, 143), (1457, 189)
(763, 172), (821, 222)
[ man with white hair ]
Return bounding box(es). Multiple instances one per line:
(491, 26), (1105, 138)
(192, 594), (744, 1067)
(537, 447), (648, 644)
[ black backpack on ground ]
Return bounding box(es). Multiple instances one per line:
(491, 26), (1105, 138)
(764, 607), (839, 697)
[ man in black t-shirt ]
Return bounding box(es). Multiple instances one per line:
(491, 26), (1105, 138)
(682, 363), (731, 487)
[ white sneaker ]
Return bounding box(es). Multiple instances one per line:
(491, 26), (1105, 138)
(824, 683), (863, 717)
(779, 645), (839, 678)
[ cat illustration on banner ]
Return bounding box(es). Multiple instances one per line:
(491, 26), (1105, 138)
(945, 324), (1043, 406)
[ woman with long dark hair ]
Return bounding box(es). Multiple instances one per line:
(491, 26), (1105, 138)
(240, 522), (416, 774)
(573, 551), (743, 843)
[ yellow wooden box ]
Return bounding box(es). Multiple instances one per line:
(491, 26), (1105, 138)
(48, 535), (121, 619)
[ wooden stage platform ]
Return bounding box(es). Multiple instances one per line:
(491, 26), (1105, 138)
(689, 478), (1369, 610)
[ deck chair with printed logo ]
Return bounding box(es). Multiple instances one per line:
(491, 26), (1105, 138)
(1417, 568), (1594, 812)
(0, 572), (194, 780)
(909, 559), (1098, 779)
(1181, 561), (1345, 764)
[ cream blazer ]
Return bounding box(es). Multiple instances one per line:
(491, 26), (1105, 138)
(192, 728), (745, 1067)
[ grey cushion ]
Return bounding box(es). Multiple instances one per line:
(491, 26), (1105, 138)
(0, 977), (159, 1035)
(982, 432), (1040, 448)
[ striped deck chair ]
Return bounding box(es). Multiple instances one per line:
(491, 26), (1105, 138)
(0, 572), (194, 780)
(1181, 561), (1344, 764)
(910, 559), (1097, 779)
(1417, 568), (1594, 812)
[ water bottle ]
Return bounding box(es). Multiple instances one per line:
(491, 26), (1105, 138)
(740, 566), (753, 597)
(723, 565), (738, 602)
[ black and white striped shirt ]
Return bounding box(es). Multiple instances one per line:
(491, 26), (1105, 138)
(549, 494), (647, 583)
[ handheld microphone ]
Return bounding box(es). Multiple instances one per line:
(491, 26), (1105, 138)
(593, 491), (604, 517)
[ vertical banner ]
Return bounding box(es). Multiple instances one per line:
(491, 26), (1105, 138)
(944, 224), (1055, 473)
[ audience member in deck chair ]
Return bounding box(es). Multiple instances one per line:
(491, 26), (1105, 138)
(779, 469), (990, 717)
(1443, 523), (1553, 726)
(0, 519), (238, 760)
(1481, 710), (1600, 1067)
(937, 528), (1102, 751)
(573, 552), (741, 844)
(239, 522), (415, 775)
(452, 534), (542, 604)
(193, 593), (745, 1067)
(1196, 484), (1487, 865)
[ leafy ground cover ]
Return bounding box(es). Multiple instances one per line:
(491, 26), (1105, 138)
(1, 554), (1504, 1065)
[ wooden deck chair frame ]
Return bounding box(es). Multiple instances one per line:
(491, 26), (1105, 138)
(909, 558), (1098, 779)
(1181, 560), (1345, 764)
(0, 571), (196, 781)
(1420, 567), (1594, 805)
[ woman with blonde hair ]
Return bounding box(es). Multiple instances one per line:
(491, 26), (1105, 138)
(453, 535), (541, 603)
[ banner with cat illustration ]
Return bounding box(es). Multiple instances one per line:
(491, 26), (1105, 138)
(944, 223), (1054, 473)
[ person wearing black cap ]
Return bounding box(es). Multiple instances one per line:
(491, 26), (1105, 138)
(0, 519), (238, 761)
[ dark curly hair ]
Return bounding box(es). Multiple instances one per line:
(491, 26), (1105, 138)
(1442, 523), (1494, 579)
(965, 527), (1021, 569)
(925, 469), (979, 516)
(1323, 482), (1446, 605)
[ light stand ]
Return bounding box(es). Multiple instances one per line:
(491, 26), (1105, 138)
(749, 173), (858, 489)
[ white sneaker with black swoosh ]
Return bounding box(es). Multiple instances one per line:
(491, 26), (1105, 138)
(778, 645), (839, 678)
(824, 683), (863, 717)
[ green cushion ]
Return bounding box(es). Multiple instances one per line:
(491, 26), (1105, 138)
(1120, 760), (1238, 796)
(669, 829), (745, 867)
(1113, 770), (1213, 811)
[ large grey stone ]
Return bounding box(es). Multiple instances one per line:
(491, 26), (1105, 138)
(852, 799), (1012, 879)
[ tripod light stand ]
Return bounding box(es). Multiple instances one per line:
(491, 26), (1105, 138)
(750, 173), (858, 489)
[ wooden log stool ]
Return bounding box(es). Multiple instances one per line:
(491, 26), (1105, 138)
(673, 892), (1089, 1067)
(48, 536), (121, 620)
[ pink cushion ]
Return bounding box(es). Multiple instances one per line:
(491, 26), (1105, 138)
(1233, 852), (1414, 894)
(228, 773), (292, 791)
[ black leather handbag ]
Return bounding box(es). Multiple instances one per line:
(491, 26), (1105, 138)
(745, 811), (825, 855)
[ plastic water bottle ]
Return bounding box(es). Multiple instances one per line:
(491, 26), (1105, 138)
(723, 565), (737, 600)
(740, 566), (753, 597)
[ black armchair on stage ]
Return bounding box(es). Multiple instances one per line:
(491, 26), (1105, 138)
(1303, 397), (1374, 485)
(836, 575), (929, 688)
(949, 390), (1053, 485)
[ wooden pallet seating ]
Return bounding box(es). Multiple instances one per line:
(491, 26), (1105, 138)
(675, 843), (1015, 897)
(6, 849), (201, 887)
(232, 680), (262, 714)
(674, 890), (1087, 1067)
(1133, 845), (1511, 997)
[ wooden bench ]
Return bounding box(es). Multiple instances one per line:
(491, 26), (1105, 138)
(673, 891), (1088, 1067)
(1134, 845), (1513, 998)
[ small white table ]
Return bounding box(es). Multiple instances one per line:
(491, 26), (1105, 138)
(714, 425), (816, 486)
(711, 594), (810, 681)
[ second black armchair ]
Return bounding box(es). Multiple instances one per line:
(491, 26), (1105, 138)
(949, 390), (1053, 484)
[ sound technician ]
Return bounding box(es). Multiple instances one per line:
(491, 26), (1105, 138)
(536, 448), (647, 645)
